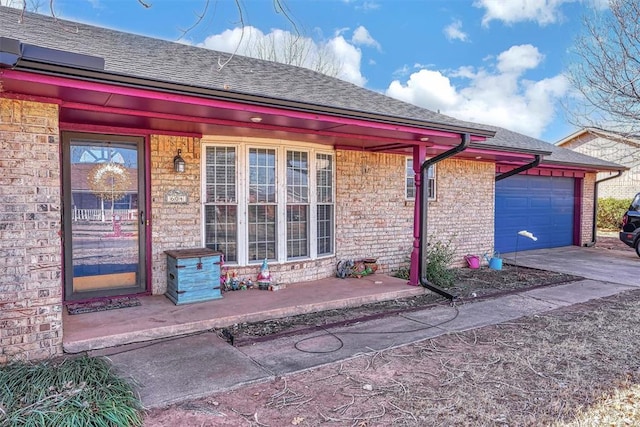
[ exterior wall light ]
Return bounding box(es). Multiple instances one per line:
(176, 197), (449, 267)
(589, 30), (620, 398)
(174, 149), (186, 173)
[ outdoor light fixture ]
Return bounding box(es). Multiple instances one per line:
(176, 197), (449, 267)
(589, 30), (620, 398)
(419, 136), (430, 142)
(250, 116), (263, 123)
(173, 149), (185, 173)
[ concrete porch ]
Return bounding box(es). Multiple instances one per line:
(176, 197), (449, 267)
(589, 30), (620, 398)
(62, 274), (427, 354)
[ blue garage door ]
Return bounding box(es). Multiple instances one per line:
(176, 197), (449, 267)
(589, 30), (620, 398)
(495, 175), (574, 253)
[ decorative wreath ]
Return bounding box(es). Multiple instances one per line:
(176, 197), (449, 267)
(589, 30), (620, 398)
(87, 163), (132, 201)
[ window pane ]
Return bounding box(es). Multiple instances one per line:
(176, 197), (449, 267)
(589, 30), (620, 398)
(287, 151), (308, 203)
(316, 153), (334, 256)
(249, 148), (276, 203)
(316, 154), (333, 203)
(287, 205), (308, 258)
(205, 205), (237, 262)
(205, 147), (235, 203)
(427, 165), (435, 199)
(204, 147), (237, 262)
(406, 158), (435, 200)
(248, 205), (276, 261)
(406, 158), (415, 199)
(317, 204), (333, 255)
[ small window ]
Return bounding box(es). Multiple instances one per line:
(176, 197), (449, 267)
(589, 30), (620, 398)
(406, 158), (435, 200)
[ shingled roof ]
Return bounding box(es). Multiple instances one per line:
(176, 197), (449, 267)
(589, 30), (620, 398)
(0, 6), (625, 171)
(488, 126), (624, 171)
(0, 6), (488, 134)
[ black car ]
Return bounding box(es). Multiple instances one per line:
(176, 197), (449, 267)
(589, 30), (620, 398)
(620, 192), (640, 257)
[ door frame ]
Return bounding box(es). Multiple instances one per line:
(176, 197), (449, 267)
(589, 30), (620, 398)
(61, 131), (150, 302)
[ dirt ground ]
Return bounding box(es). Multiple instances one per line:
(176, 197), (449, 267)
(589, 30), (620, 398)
(145, 238), (639, 426)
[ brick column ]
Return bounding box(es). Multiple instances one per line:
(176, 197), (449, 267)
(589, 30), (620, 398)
(0, 98), (63, 363)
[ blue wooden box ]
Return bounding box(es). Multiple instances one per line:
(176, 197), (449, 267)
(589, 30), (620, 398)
(165, 248), (223, 305)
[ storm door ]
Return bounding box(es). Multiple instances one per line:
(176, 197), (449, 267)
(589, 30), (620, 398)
(62, 133), (147, 301)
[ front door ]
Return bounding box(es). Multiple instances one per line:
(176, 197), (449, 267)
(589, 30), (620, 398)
(62, 132), (147, 301)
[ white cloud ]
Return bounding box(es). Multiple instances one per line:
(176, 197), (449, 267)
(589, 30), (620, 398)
(199, 26), (367, 86)
(387, 70), (460, 110)
(496, 44), (543, 73)
(443, 19), (469, 42)
(474, 0), (575, 26)
(385, 44), (569, 138)
(326, 35), (367, 86)
(351, 26), (381, 50)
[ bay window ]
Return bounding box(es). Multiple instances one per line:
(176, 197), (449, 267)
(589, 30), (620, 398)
(204, 142), (334, 265)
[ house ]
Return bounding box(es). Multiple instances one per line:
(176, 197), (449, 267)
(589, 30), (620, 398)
(0, 6), (623, 363)
(556, 127), (639, 199)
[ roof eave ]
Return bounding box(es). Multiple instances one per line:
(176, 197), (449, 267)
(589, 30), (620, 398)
(11, 58), (496, 139)
(542, 160), (628, 172)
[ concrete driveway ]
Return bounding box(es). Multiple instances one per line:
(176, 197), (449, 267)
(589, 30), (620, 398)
(502, 246), (639, 287)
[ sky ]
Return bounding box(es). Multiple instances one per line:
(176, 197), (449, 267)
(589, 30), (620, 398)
(16, 0), (611, 143)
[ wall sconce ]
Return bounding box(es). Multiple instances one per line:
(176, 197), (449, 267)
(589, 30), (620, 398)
(173, 149), (186, 173)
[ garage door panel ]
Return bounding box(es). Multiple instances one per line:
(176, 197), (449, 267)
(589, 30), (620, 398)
(495, 175), (574, 253)
(529, 198), (552, 209)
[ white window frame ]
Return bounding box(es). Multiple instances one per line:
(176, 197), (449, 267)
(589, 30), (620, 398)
(202, 138), (335, 266)
(406, 157), (436, 201)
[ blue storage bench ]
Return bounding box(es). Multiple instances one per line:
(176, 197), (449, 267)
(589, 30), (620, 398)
(165, 248), (223, 305)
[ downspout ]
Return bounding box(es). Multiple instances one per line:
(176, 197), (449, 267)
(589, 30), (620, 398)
(495, 155), (542, 182)
(584, 170), (623, 247)
(418, 133), (471, 301)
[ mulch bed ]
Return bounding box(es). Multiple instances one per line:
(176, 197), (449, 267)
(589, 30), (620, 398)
(221, 238), (629, 344)
(225, 263), (579, 345)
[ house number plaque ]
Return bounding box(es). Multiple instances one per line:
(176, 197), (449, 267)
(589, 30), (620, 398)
(165, 189), (189, 204)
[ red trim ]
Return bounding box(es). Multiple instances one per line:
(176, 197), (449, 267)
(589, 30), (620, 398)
(144, 134), (153, 294)
(409, 145), (427, 287)
(60, 122), (202, 138)
(4, 69), (486, 140)
(495, 165), (586, 178)
(573, 178), (583, 246)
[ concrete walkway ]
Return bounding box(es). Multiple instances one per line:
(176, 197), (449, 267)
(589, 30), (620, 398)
(102, 247), (640, 408)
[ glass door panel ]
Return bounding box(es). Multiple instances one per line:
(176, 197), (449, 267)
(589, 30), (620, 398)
(62, 133), (146, 301)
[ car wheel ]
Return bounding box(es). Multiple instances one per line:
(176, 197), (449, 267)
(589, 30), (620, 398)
(636, 239), (640, 257)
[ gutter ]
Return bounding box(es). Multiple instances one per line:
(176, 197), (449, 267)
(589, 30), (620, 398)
(584, 170), (624, 247)
(418, 133), (471, 300)
(495, 155), (542, 182)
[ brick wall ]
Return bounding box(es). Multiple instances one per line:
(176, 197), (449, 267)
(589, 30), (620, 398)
(427, 159), (495, 266)
(0, 98), (63, 363)
(581, 173), (596, 245)
(335, 150), (414, 274)
(334, 151), (495, 272)
(149, 135), (203, 294)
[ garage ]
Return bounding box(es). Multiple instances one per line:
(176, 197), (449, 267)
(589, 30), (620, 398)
(495, 174), (575, 253)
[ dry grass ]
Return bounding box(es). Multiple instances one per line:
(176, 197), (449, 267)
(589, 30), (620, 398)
(146, 289), (640, 426)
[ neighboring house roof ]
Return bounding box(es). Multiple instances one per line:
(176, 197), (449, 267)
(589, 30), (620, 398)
(489, 126), (624, 171)
(556, 127), (640, 150)
(0, 6), (626, 172)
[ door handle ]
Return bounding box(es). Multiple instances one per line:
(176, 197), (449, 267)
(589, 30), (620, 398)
(140, 210), (145, 226)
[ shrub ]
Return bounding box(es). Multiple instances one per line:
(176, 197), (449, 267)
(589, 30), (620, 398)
(0, 356), (143, 427)
(425, 238), (457, 288)
(598, 197), (632, 230)
(393, 239), (457, 287)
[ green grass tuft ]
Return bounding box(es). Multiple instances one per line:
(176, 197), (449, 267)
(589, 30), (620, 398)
(0, 356), (143, 427)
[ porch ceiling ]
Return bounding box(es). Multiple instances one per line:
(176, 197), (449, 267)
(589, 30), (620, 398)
(1, 69), (537, 164)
